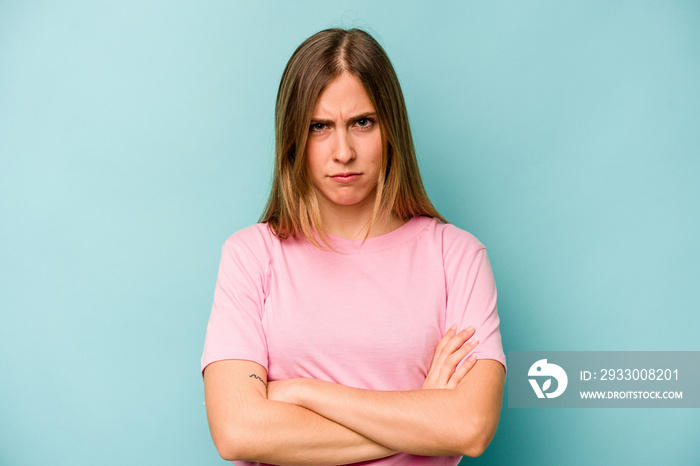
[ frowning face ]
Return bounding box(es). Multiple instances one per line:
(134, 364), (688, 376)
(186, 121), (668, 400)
(305, 72), (383, 215)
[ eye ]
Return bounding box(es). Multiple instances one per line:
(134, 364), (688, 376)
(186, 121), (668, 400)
(355, 118), (374, 129)
(310, 122), (326, 133)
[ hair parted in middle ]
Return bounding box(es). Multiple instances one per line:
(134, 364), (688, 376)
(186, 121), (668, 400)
(260, 28), (445, 249)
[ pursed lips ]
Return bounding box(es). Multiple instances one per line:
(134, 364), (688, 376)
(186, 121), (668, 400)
(330, 172), (361, 182)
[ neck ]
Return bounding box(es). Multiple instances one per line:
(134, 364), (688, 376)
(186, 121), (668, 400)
(316, 192), (403, 240)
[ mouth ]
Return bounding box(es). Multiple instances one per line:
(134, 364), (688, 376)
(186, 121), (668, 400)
(330, 172), (361, 182)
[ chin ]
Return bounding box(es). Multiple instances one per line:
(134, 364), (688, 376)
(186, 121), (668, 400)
(319, 188), (374, 208)
(333, 199), (364, 207)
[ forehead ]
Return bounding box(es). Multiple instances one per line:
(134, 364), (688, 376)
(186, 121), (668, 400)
(312, 73), (375, 117)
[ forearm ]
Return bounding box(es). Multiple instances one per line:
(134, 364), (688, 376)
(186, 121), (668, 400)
(228, 397), (396, 465)
(285, 361), (505, 457)
(292, 381), (467, 456)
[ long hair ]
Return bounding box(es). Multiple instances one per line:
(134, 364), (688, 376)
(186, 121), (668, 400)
(260, 28), (445, 248)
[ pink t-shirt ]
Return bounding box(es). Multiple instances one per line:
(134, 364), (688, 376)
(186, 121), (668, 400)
(201, 216), (505, 465)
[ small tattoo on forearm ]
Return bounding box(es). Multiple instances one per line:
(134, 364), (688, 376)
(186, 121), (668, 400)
(249, 374), (267, 388)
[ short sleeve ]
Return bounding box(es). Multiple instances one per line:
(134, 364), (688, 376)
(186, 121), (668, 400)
(200, 237), (269, 375)
(443, 227), (506, 373)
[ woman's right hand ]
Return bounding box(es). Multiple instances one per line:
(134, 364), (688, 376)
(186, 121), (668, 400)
(422, 323), (479, 390)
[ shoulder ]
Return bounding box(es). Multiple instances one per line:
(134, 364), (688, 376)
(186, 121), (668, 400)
(418, 217), (486, 257)
(221, 223), (282, 269)
(225, 223), (277, 250)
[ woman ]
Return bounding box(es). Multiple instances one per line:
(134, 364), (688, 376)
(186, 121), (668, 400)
(201, 28), (506, 465)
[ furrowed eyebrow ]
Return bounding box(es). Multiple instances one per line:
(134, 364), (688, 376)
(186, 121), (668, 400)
(353, 112), (378, 120)
(310, 112), (378, 125)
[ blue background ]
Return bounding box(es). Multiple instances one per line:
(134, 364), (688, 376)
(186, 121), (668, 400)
(1, 1), (698, 465)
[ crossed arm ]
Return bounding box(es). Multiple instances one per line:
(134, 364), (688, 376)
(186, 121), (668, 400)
(203, 326), (505, 465)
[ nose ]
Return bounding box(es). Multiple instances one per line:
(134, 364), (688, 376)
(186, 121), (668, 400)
(333, 130), (355, 164)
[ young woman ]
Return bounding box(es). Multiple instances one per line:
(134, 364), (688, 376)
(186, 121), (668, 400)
(201, 28), (506, 465)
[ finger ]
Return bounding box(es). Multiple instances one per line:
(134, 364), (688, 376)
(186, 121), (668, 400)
(424, 324), (461, 389)
(445, 346), (478, 389)
(437, 337), (479, 384)
(425, 329), (456, 387)
(433, 328), (474, 382)
(447, 354), (478, 389)
(429, 323), (459, 370)
(437, 326), (473, 363)
(425, 324), (477, 389)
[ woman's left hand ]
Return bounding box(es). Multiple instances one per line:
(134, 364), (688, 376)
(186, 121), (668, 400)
(422, 324), (479, 390)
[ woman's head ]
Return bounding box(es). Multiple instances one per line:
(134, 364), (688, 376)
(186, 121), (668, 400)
(261, 28), (444, 247)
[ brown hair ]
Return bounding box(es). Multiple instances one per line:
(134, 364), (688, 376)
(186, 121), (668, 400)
(260, 28), (445, 248)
